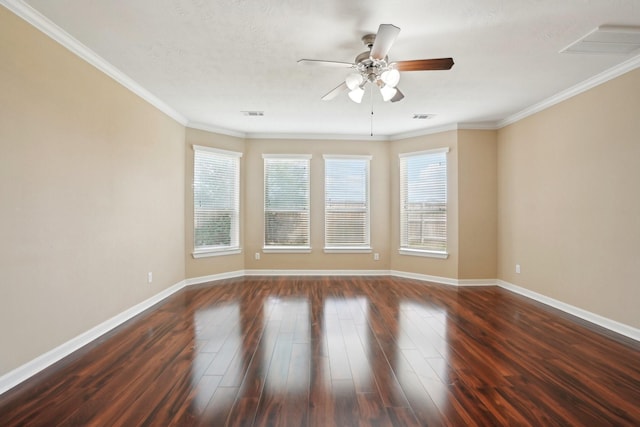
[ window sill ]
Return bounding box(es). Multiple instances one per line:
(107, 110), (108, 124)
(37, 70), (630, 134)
(324, 247), (372, 254)
(262, 246), (311, 254)
(192, 248), (242, 259)
(399, 249), (449, 259)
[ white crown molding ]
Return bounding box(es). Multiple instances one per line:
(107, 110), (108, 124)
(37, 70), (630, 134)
(391, 122), (499, 141)
(192, 123), (501, 143)
(1, 0), (188, 126)
(498, 53), (640, 128)
(0, 279), (186, 396)
(457, 122), (500, 130)
(189, 123), (500, 142)
(390, 123), (460, 141)
(245, 132), (390, 142)
(497, 280), (639, 342)
(187, 122), (247, 139)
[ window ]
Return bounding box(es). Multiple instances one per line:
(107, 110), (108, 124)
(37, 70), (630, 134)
(192, 145), (242, 258)
(324, 155), (371, 252)
(263, 155), (311, 252)
(399, 148), (449, 258)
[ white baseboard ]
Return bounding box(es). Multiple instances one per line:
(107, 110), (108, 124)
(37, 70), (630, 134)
(455, 278), (497, 287)
(185, 270), (245, 286)
(244, 269), (389, 276)
(389, 270), (496, 287)
(497, 280), (640, 342)
(0, 279), (186, 396)
(208, 269), (493, 288)
(389, 270), (458, 286)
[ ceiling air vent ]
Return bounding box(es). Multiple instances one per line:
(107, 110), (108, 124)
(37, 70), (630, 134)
(561, 25), (640, 55)
(412, 114), (433, 120)
(241, 111), (264, 117)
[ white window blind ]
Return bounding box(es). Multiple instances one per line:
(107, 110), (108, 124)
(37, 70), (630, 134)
(193, 146), (241, 256)
(400, 148), (449, 255)
(263, 155), (311, 251)
(324, 155), (371, 251)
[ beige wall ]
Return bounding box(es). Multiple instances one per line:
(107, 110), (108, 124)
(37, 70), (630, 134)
(0, 8), (185, 375)
(497, 68), (640, 328)
(389, 131), (460, 278)
(187, 130), (500, 281)
(243, 139), (390, 271)
(184, 128), (246, 278)
(458, 130), (498, 279)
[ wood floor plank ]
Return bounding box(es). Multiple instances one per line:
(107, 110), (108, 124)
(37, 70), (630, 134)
(199, 387), (240, 427)
(0, 276), (638, 426)
(167, 374), (222, 425)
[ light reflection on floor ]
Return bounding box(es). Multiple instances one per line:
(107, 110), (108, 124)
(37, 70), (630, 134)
(397, 300), (450, 410)
(189, 287), (453, 421)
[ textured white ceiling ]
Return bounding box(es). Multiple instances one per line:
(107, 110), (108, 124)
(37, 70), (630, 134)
(17, 0), (640, 138)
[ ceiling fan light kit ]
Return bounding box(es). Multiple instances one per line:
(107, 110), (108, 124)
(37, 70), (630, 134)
(348, 87), (365, 103)
(345, 73), (364, 90)
(380, 84), (398, 102)
(299, 24), (454, 104)
(381, 68), (400, 87)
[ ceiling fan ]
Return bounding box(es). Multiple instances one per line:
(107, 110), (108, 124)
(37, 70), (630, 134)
(298, 24), (454, 104)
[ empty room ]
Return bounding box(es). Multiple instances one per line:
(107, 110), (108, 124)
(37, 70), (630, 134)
(1, 0), (639, 425)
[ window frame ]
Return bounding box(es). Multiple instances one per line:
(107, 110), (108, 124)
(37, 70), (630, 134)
(192, 145), (242, 258)
(323, 154), (372, 253)
(399, 147), (449, 259)
(263, 154), (312, 253)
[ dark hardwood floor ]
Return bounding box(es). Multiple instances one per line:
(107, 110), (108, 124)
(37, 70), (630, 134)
(1, 276), (639, 426)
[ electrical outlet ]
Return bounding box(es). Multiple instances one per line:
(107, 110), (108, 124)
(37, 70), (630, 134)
(374, 253), (380, 261)
(147, 272), (153, 283)
(255, 252), (261, 260)
(515, 264), (521, 274)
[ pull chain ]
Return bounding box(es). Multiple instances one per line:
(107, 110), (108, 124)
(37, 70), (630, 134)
(370, 86), (374, 137)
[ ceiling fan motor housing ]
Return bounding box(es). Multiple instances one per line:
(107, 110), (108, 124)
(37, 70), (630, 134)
(354, 51), (392, 84)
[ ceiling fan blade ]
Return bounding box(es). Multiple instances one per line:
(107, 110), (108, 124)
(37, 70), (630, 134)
(370, 24), (400, 60)
(298, 59), (355, 68)
(390, 88), (404, 103)
(321, 82), (349, 101)
(395, 58), (454, 71)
